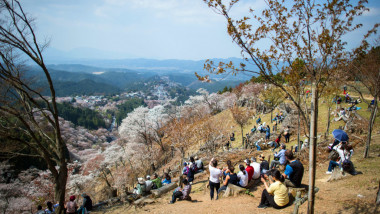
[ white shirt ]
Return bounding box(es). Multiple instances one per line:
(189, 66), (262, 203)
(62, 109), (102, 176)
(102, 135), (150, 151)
(237, 170), (249, 187)
(250, 162), (261, 179)
(209, 164), (222, 183)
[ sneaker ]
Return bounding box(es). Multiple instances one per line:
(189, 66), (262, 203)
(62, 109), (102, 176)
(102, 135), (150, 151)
(326, 171), (332, 174)
(257, 204), (268, 209)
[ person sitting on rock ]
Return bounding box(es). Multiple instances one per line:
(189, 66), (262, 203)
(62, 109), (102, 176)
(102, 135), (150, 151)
(258, 169), (289, 209)
(218, 166), (238, 194)
(162, 173), (172, 186)
(283, 150), (304, 187)
(251, 126), (257, 134)
(169, 179), (192, 204)
(237, 164), (248, 188)
(136, 177), (147, 196)
(270, 144), (287, 169)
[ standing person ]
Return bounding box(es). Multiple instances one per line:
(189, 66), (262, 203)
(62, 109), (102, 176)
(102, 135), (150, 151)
(258, 169), (289, 209)
(187, 162), (195, 184)
(284, 126), (290, 143)
(208, 158), (223, 200)
(265, 125), (271, 143)
(169, 179), (192, 204)
(270, 144), (287, 169)
(66, 195), (78, 214)
(256, 116), (261, 124)
(218, 166), (238, 194)
(244, 159), (254, 183)
(283, 150), (304, 187)
(250, 157), (261, 180)
(237, 164), (248, 188)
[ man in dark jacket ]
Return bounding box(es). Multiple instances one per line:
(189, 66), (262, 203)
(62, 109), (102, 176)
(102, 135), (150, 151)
(283, 150), (304, 187)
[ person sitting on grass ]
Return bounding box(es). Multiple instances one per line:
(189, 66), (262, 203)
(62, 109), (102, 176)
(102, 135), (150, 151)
(258, 154), (269, 174)
(270, 144), (286, 169)
(218, 166), (238, 195)
(170, 179), (192, 204)
(237, 164), (248, 188)
(162, 173), (172, 185)
(283, 150), (304, 187)
(258, 169), (289, 209)
(251, 126), (257, 134)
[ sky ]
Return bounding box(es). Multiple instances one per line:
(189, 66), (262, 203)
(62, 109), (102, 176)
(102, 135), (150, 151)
(19, 0), (380, 60)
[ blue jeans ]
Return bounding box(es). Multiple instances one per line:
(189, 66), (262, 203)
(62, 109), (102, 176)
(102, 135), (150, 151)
(328, 160), (340, 172)
(256, 144), (261, 151)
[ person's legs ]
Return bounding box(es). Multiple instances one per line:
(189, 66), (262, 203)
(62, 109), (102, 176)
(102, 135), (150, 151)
(209, 181), (220, 200)
(259, 189), (270, 207)
(328, 160), (339, 172)
(217, 185), (227, 195)
(284, 179), (296, 187)
(270, 160), (280, 169)
(171, 191), (183, 203)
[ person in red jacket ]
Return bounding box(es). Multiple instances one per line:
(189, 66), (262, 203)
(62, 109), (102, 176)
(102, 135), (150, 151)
(244, 159), (254, 182)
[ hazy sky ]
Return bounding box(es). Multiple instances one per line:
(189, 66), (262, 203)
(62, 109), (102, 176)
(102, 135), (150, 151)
(19, 0), (380, 60)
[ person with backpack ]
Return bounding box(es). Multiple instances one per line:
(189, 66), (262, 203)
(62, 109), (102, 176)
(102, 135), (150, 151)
(182, 162), (189, 175)
(187, 162), (195, 183)
(65, 195), (78, 214)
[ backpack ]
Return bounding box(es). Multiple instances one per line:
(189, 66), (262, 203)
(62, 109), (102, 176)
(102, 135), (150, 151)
(191, 163), (198, 173)
(329, 150), (340, 161)
(342, 159), (353, 172)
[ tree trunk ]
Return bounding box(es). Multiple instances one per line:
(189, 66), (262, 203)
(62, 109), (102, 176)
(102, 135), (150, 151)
(297, 92), (301, 150)
(54, 166), (68, 214)
(307, 81), (318, 214)
(325, 106), (331, 139)
(151, 182), (178, 198)
(271, 111), (273, 122)
(241, 125), (244, 147)
(364, 97), (378, 158)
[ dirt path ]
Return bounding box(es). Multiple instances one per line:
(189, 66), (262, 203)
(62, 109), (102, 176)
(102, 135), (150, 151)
(94, 135), (380, 214)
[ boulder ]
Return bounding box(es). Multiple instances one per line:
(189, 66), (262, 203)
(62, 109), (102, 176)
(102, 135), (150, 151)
(220, 184), (246, 198)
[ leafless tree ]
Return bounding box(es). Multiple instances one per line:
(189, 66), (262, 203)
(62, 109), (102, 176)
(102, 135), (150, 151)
(0, 1), (68, 213)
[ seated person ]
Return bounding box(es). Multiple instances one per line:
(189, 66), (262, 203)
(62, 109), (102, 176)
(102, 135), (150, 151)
(255, 138), (264, 151)
(256, 116), (261, 124)
(169, 179), (192, 204)
(237, 164), (248, 188)
(195, 156), (204, 173)
(218, 166), (238, 194)
(145, 175), (153, 193)
(78, 193), (92, 213)
(136, 177), (147, 196)
(283, 150), (304, 187)
(244, 159), (254, 183)
(258, 169), (289, 209)
(258, 154), (269, 174)
(270, 144), (286, 169)
(250, 157), (261, 180)
(251, 126), (257, 134)
(151, 173), (162, 189)
(182, 162), (189, 175)
(162, 173), (172, 185)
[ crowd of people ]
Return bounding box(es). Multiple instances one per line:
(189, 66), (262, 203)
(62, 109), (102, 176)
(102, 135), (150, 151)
(35, 193), (92, 214)
(207, 149), (304, 209)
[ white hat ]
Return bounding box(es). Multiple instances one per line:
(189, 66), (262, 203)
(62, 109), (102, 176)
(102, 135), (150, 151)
(138, 177), (145, 184)
(146, 175), (151, 180)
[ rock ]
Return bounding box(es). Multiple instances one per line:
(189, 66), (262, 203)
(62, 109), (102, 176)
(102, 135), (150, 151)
(221, 184), (246, 198)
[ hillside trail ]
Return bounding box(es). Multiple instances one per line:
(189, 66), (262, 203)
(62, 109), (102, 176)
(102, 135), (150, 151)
(94, 135), (380, 214)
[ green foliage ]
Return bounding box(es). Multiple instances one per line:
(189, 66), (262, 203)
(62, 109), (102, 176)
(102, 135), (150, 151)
(115, 98), (146, 125)
(56, 102), (106, 130)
